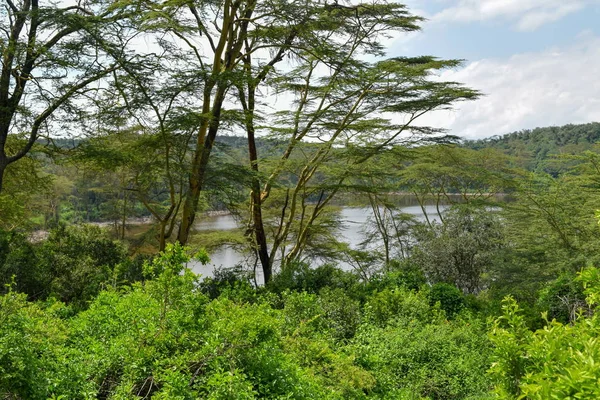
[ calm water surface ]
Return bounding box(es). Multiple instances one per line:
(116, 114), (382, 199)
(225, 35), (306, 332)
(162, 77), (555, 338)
(188, 203), (445, 282)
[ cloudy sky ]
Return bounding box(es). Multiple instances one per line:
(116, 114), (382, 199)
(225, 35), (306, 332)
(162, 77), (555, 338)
(389, 0), (600, 139)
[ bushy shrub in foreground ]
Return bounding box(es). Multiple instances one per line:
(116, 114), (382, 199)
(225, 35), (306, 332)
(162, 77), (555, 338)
(352, 288), (492, 399)
(0, 244), (496, 399)
(489, 267), (600, 399)
(0, 245), (372, 398)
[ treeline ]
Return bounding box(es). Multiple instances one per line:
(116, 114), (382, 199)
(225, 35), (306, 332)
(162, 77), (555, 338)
(464, 122), (600, 173)
(24, 120), (599, 238)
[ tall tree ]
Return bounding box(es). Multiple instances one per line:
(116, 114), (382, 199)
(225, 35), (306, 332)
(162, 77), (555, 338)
(233, 4), (479, 281)
(126, 0), (478, 281)
(76, 51), (199, 250)
(0, 0), (130, 192)
(401, 145), (518, 227)
(136, 0), (425, 248)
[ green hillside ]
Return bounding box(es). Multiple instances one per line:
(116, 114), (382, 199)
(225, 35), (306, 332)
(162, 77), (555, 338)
(463, 122), (600, 173)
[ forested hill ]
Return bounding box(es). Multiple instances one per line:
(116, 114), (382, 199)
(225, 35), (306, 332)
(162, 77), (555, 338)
(463, 122), (600, 172)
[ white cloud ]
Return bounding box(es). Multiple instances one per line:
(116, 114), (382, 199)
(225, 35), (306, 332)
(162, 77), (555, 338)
(433, 0), (595, 31)
(417, 33), (600, 139)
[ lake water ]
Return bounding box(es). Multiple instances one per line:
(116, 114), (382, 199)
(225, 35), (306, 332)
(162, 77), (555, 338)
(187, 203), (445, 282)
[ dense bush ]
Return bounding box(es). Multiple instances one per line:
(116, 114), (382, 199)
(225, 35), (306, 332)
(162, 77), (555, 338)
(0, 244), (499, 399)
(353, 287), (492, 399)
(0, 290), (70, 399)
(6, 224), (600, 399)
(269, 262), (361, 295)
(0, 245), (378, 398)
(411, 206), (505, 295)
(0, 225), (132, 308)
(0, 230), (42, 297)
(536, 271), (589, 324)
(489, 267), (600, 399)
(428, 282), (466, 318)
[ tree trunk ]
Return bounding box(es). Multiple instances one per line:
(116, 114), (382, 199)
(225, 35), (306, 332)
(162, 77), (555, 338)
(177, 83), (228, 244)
(159, 221), (167, 252)
(121, 187), (127, 240)
(177, 0), (256, 245)
(239, 71), (271, 281)
(248, 128), (271, 283)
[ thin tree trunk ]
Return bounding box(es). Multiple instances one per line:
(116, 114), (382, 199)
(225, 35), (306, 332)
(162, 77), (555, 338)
(159, 221), (167, 252)
(177, 82), (227, 244)
(121, 185), (127, 240)
(238, 71), (271, 282)
(248, 131), (271, 283)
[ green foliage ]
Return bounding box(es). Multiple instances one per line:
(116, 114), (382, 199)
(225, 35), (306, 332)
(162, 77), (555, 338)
(269, 262), (361, 295)
(402, 145), (517, 208)
(363, 287), (439, 327)
(428, 283), (466, 318)
(38, 225), (128, 307)
(353, 288), (491, 399)
(488, 297), (533, 398)
(378, 260), (428, 291)
(0, 151), (53, 230)
(0, 225), (130, 307)
(489, 267), (600, 399)
(198, 266), (257, 302)
(536, 272), (589, 324)
(0, 246), (391, 398)
(465, 122), (600, 173)
(0, 242), (502, 399)
(0, 230), (41, 297)
(412, 206), (505, 294)
(0, 290), (70, 399)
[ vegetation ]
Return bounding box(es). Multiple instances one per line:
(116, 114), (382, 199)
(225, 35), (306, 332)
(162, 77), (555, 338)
(0, 0), (599, 397)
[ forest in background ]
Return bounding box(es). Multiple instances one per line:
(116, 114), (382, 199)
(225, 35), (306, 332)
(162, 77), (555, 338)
(1, 0), (600, 397)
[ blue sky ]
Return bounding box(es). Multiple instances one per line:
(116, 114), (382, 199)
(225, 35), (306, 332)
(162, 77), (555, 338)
(384, 0), (600, 139)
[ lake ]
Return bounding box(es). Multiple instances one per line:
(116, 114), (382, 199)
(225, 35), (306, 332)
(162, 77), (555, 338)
(187, 202), (445, 282)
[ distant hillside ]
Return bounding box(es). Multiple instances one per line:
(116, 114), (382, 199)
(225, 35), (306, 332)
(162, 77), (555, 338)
(463, 122), (600, 173)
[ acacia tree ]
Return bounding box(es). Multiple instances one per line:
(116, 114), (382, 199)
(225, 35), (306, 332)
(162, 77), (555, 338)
(127, 0), (478, 281)
(401, 145), (517, 227)
(0, 0), (133, 192)
(150, 0), (339, 246)
(232, 2), (424, 280)
(240, 58), (478, 280)
(228, 3), (479, 281)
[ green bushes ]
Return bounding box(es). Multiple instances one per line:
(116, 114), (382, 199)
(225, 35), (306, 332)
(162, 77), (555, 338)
(0, 225), (131, 307)
(351, 286), (492, 399)
(8, 241), (600, 398)
(0, 245), (373, 398)
(0, 245), (499, 399)
(489, 267), (600, 399)
(0, 291), (70, 399)
(269, 262), (360, 295)
(428, 283), (466, 318)
(353, 320), (492, 399)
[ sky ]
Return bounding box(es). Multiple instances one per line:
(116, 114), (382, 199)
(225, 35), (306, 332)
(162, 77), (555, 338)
(386, 0), (600, 139)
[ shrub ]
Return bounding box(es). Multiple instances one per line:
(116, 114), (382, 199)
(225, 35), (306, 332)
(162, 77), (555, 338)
(269, 262), (359, 295)
(489, 267), (600, 399)
(428, 282), (466, 318)
(353, 308), (491, 399)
